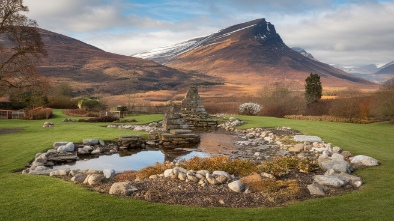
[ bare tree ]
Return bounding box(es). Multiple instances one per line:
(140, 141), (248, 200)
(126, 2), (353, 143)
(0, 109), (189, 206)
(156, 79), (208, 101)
(0, 0), (46, 95)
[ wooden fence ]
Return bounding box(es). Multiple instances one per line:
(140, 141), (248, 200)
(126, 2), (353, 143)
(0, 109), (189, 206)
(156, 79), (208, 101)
(0, 110), (25, 119)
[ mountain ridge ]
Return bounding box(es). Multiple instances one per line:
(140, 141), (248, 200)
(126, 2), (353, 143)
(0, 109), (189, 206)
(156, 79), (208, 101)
(135, 18), (375, 89)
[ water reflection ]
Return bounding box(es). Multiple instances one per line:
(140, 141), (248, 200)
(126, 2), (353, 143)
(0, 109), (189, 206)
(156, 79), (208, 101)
(52, 131), (237, 173)
(53, 148), (209, 172)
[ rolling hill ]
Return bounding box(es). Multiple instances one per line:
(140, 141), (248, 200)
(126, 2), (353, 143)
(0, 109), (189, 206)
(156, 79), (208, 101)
(36, 29), (216, 96)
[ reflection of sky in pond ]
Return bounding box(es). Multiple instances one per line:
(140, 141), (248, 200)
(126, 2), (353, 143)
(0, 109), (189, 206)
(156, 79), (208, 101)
(53, 150), (209, 173)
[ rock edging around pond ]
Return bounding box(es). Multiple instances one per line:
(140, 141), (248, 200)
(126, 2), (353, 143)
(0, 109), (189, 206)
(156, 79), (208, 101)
(23, 122), (380, 208)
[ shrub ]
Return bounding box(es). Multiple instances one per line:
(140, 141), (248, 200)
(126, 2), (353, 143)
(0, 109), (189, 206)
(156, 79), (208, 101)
(78, 115), (119, 122)
(248, 179), (302, 202)
(114, 170), (137, 182)
(78, 98), (107, 112)
(239, 102), (262, 116)
(63, 109), (90, 117)
(257, 156), (318, 178)
(26, 107), (53, 120)
(48, 96), (77, 109)
(284, 115), (375, 124)
(258, 83), (306, 117)
(179, 156), (257, 175)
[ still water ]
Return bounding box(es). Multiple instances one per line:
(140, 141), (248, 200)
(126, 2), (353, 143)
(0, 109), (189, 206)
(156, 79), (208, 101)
(52, 131), (239, 172)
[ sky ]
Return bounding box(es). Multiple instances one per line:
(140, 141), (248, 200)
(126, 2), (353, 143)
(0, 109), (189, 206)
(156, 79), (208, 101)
(23, 0), (394, 66)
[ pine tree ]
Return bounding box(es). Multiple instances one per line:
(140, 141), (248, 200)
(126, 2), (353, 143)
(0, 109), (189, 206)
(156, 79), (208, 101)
(305, 73), (322, 104)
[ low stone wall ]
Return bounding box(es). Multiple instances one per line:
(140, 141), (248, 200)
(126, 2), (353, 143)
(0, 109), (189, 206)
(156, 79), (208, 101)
(184, 118), (218, 130)
(160, 129), (200, 147)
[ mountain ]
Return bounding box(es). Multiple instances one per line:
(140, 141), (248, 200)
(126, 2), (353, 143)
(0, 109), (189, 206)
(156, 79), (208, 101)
(134, 18), (375, 88)
(331, 62), (393, 83)
(291, 47), (315, 60)
(37, 29), (216, 96)
(376, 61), (394, 75)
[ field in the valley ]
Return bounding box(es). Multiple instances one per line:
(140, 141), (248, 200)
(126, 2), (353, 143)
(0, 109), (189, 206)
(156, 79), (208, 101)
(0, 110), (393, 220)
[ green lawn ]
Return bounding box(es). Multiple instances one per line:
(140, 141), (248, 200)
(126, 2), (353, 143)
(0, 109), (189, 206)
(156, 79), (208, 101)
(0, 111), (393, 221)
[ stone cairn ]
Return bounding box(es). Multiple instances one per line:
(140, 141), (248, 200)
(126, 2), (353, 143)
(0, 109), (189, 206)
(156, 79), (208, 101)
(160, 101), (200, 147)
(159, 84), (217, 147)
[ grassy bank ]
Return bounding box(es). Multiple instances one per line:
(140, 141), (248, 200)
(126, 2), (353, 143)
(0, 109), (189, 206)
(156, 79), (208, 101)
(0, 111), (393, 220)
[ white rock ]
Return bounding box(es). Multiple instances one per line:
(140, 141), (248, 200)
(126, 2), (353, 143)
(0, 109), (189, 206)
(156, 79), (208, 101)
(163, 169), (173, 178)
(57, 142), (75, 152)
(332, 172), (363, 188)
(320, 160), (352, 173)
(196, 170), (209, 177)
(228, 180), (245, 192)
(294, 135), (322, 142)
(84, 174), (105, 185)
(330, 153), (345, 161)
(313, 175), (346, 187)
(103, 169), (116, 179)
(109, 182), (138, 196)
(91, 149), (101, 154)
(173, 167), (188, 174)
(83, 138), (99, 145)
(307, 183), (326, 196)
(212, 171), (231, 178)
(350, 155), (379, 167)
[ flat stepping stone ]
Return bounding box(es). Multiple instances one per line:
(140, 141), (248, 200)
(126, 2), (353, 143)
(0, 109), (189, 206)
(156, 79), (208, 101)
(293, 135), (322, 142)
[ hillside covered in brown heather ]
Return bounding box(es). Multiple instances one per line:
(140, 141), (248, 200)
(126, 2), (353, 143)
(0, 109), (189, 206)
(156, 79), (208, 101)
(135, 19), (376, 89)
(37, 29), (217, 96)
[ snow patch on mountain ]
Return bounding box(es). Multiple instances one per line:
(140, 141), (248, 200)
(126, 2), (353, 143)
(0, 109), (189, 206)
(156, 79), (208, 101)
(133, 23), (258, 64)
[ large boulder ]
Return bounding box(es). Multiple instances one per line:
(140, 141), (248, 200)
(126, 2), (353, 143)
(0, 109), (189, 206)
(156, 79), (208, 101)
(228, 180), (245, 192)
(313, 175), (347, 188)
(293, 135), (322, 142)
(84, 174), (105, 185)
(103, 169), (116, 179)
(82, 138), (99, 145)
(57, 142), (75, 152)
(212, 171), (231, 178)
(109, 182), (138, 196)
(320, 160), (353, 173)
(325, 170), (363, 187)
(350, 155), (379, 167)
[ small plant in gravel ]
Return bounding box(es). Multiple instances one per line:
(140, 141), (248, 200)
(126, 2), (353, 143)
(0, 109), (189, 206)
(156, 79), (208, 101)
(248, 179), (302, 202)
(179, 156), (258, 175)
(258, 156), (318, 178)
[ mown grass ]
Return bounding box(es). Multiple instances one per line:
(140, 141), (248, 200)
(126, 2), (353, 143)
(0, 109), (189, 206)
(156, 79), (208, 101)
(0, 111), (393, 220)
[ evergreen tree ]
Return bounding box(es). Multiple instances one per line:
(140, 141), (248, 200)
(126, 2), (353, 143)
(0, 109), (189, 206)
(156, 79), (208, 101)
(305, 73), (322, 104)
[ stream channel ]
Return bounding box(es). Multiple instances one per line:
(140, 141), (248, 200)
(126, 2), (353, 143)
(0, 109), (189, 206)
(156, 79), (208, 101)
(52, 131), (240, 172)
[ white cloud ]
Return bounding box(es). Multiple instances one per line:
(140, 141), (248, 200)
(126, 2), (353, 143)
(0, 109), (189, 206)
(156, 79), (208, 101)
(23, 0), (394, 66)
(277, 2), (394, 65)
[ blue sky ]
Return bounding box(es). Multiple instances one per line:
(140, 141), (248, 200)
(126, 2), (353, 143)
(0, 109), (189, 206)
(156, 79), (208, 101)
(24, 0), (394, 66)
